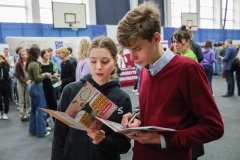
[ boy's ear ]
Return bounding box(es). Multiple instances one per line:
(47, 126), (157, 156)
(153, 32), (161, 43)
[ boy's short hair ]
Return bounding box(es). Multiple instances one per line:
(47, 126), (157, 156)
(117, 1), (161, 47)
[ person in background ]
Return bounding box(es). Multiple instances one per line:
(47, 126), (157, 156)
(201, 40), (215, 93)
(214, 42), (224, 75)
(172, 30), (198, 62)
(110, 63), (122, 83)
(132, 63), (141, 96)
(75, 38), (91, 81)
(14, 46), (23, 63)
(169, 43), (177, 54)
(0, 55), (10, 120)
(16, 49), (31, 121)
(52, 36), (132, 160)
(3, 48), (14, 102)
(67, 47), (77, 68)
(117, 2), (224, 160)
(234, 44), (240, 52)
(47, 48), (60, 100)
(26, 47), (51, 137)
(56, 47), (76, 92)
(52, 49), (62, 72)
(40, 49), (58, 128)
(13, 46), (23, 107)
(222, 39), (238, 97)
(47, 48), (59, 74)
(231, 48), (240, 96)
(178, 25), (203, 63)
(117, 50), (128, 69)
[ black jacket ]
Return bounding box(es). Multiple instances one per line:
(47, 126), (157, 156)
(191, 41), (204, 63)
(61, 59), (76, 92)
(231, 58), (240, 77)
(0, 62), (10, 89)
(52, 74), (132, 160)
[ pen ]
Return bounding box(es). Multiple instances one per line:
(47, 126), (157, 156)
(125, 110), (139, 128)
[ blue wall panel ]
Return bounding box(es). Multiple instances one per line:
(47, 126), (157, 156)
(1, 23), (23, 43)
(92, 25), (106, 38)
(42, 24), (61, 37)
(22, 23), (43, 36)
(1, 23), (240, 46)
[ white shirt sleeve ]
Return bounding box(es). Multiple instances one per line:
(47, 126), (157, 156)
(160, 134), (166, 149)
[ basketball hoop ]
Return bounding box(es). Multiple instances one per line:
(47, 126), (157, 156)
(69, 21), (80, 31)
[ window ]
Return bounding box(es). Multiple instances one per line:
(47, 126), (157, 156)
(200, 0), (214, 28)
(0, 7), (26, 22)
(171, 0), (190, 27)
(0, 0), (25, 6)
(222, 0), (233, 29)
(200, 19), (214, 29)
(39, 0), (52, 24)
(0, 0), (26, 22)
(40, 9), (53, 24)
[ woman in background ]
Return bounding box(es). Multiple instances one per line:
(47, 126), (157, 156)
(75, 38), (91, 81)
(40, 49), (58, 129)
(231, 49), (240, 96)
(56, 47), (76, 92)
(172, 30), (198, 62)
(0, 55), (10, 120)
(201, 40), (215, 93)
(26, 47), (51, 137)
(16, 49), (31, 121)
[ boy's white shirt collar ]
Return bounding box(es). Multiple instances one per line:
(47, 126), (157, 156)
(147, 49), (175, 76)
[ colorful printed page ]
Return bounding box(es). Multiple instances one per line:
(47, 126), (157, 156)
(42, 81), (118, 131)
(41, 108), (89, 131)
(95, 117), (176, 136)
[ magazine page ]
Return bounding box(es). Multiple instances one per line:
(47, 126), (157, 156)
(95, 117), (176, 136)
(42, 81), (118, 131)
(41, 108), (89, 131)
(65, 81), (118, 129)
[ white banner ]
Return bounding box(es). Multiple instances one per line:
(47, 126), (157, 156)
(5, 36), (90, 58)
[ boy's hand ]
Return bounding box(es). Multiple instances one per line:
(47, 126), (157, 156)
(121, 112), (141, 128)
(127, 132), (161, 145)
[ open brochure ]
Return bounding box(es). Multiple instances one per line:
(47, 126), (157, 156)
(95, 117), (176, 135)
(52, 80), (61, 88)
(41, 81), (118, 131)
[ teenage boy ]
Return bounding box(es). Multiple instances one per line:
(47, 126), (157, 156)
(118, 2), (224, 160)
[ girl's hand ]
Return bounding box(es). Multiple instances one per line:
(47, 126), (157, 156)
(53, 73), (60, 78)
(87, 129), (105, 145)
(26, 80), (31, 84)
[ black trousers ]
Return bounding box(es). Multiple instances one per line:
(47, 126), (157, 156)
(0, 88), (10, 114)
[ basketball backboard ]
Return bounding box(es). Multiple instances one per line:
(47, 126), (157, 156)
(181, 13), (198, 31)
(52, 2), (86, 29)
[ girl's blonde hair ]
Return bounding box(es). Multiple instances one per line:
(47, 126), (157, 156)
(236, 49), (240, 61)
(57, 47), (70, 57)
(77, 38), (90, 61)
